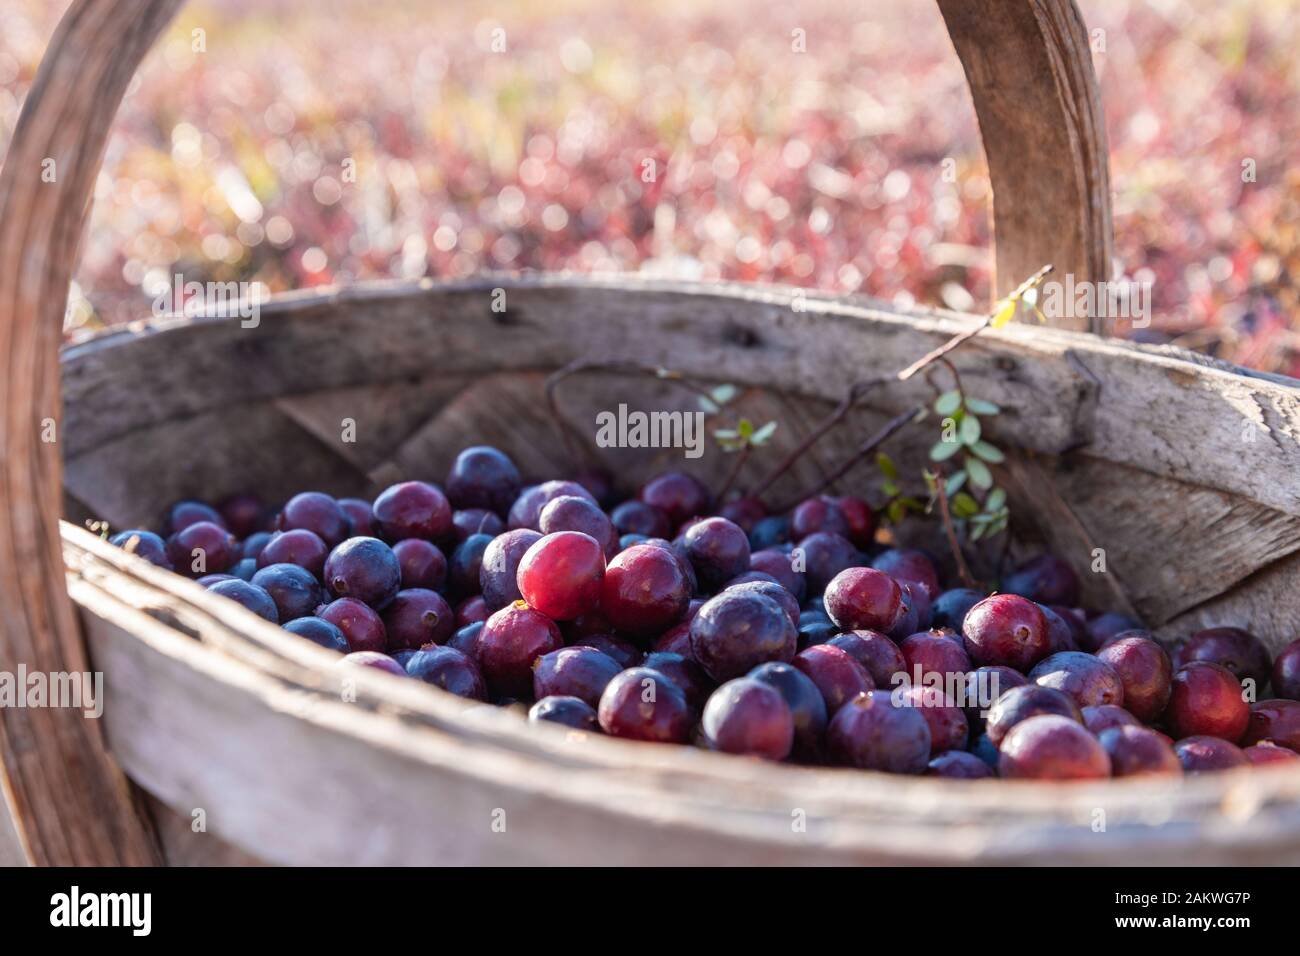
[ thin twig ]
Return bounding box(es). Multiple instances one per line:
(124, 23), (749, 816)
(934, 472), (977, 589)
(716, 445), (751, 503)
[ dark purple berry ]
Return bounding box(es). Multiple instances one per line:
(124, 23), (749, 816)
(446, 445), (521, 514)
(795, 531), (861, 596)
(1028, 651), (1124, 709)
(824, 567), (902, 632)
(277, 492), (350, 548)
(392, 538), (447, 592)
(961, 594), (1050, 672)
(1174, 735), (1249, 773)
(1100, 725), (1181, 777)
(682, 516), (750, 590)
(793, 644), (875, 715)
(1272, 639), (1300, 701)
(284, 616), (349, 652)
(701, 678), (794, 760)
(478, 602), (564, 699)
(507, 480), (595, 531)
(597, 667), (693, 743)
(790, 495), (850, 539)
(749, 548), (806, 601)
(748, 515), (791, 551)
(241, 531), (273, 561)
(748, 661), (827, 761)
(532, 646), (622, 708)
(540, 495), (617, 556)
(690, 590), (797, 682)
(927, 751), (995, 779)
(570, 633), (643, 670)
(1166, 662), (1249, 741)
(871, 549), (941, 603)
(165, 500), (226, 534)
(256, 529), (328, 579)
(638, 471), (710, 529)
(373, 481), (453, 542)
(337, 497), (375, 538)
(447, 621), (483, 660)
(1082, 704), (1140, 735)
(319, 597), (387, 654)
(166, 521), (238, 577)
(109, 530), (172, 570)
(1082, 612), (1143, 653)
(405, 646), (486, 700)
(827, 690), (930, 774)
(724, 579), (799, 630)
(209, 579), (279, 623)
(382, 588), (454, 651)
(610, 500), (672, 540)
(339, 651), (406, 676)
(529, 696), (600, 730)
(324, 537), (402, 609)
(985, 684), (1083, 746)
(448, 533), (492, 598)
(480, 529), (542, 610)
(1096, 635), (1172, 722)
(898, 684), (968, 754)
(900, 630), (972, 685)
(1241, 699), (1300, 752)
(1173, 626), (1272, 688)
(998, 715), (1110, 780)
(251, 563), (323, 622)
(452, 508), (504, 542)
(1001, 554), (1080, 606)
(828, 631), (908, 689)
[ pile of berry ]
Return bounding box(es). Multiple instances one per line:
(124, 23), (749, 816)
(109, 446), (1300, 780)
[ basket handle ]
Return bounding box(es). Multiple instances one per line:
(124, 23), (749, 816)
(0, 0), (1110, 865)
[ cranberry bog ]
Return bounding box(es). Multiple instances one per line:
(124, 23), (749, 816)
(2, 0), (1300, 866)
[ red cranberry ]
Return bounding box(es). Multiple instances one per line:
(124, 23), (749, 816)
(638, 471), (710, 528)
(110, 529), (173, 570)
(651, 620), (695, 658)
(828, 631), (907, 689)
(1273, 639), (1300, 700)
(373, 481), (452, 543)
(690, 590), (797, 681)
(337, 497), (375, 538)
(1082, 612), (1143, 653)
(570, 633), (643, 670)
(277, 492), (350, 548)
(749, 548), (806, 601)
(642, 652), (714, 713)
(256, 529), (328, 579)
(1241, 698), (1300, 752)
(600, 543), (690, 637)
(384, 540), (439, 593)
(792, 644), (875, 715)
(702, 678), (794, 760)
(445, 445), (521, 515)
(381, 588), (454, 650)
(539, 495), (616, 556)
(1174, 735), (1249, 773)
(900, 630), (972, 686)
(597, 667), (693, 743)
(927, 751), (994, 779)
(324, 536), (402, 609)
(725, 580), (799, 631)
(251, 563), (323, 622)
(871, 549), (941, 602)
(898, 684), (968, 754)
(1173, 627), (1272, 688)
(532, 646), (622, 708)
(1095, 635), (1172, 722)
(748, 661), (828, 761)
(455, 595), (488, 628)
(1083, 704), (1140, 735)
(610, 500), (672, 539)
(339, 651), (405, 676)
(1001, 555), (1080, 607)
(961, 594), (1050, 672)
(319, 597), (387, 653)
(827, 690), (931, 774)
(1166, 662), (1249, 741)
(529, 696), (599, 730)
(985, 685), (1083, 746)
(1245, 741), (1300, 765)
(682, 516), (751, 590)
(795, 532), (860, 595)
(405, 646), (486, 700)
(1028, 651), (1124, 708)
(479, 529), (542, 610)
(1099, 725), (1181, 777)
(477, 602), (564, 699)
(791, 496), (851, 540)
(823, 567), (902, 632)
(931, 588), (984, 632)
(218, 493), (266, 538)
(887, 582), (933, 641)
(718, 496), (767, 534)
(998, 715), (1110, 780)
(166, 520), (238, 577)
(833, 495), (876, 549)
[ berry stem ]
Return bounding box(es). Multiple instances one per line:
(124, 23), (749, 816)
(933, 469), (978, 589)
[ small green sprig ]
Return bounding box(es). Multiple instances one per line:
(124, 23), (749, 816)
(927, 390), (1009, 541)
(713, 417), (777, 453)
(875, 451), (926, 526)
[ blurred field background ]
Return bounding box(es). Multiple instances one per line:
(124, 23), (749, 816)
(1, 0), (1297, 372)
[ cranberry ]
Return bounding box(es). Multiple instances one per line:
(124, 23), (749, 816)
(404, 646), (486, 699)
(540, 495), (617, 556)
(448, 533), (491, 598)
(570, 633), (643, 669)
(218, 493), (266, 538)
(381, 588), (454, 650)
(898, 684), (968, 754)
(651, 620), (695, 658)
(447, 621), (483, 660)
(529, 696), (600, 730)
(277, 492), (350, 548)
(373, 481), (453, 543)
(1001, 555), (1080, 606)
(165, 499), (227, 535)
(749, 548), (806, 601)
(748, 661), (828, 761)
(827, 690), (931, 774)
(829, 631), (908, 689)
(823, 567), (902, 632)
(241, 531), (273, 561)
(998, 715), (1110, 780)
(964, 665), (1028, 731)
(319, 597), (387, 654)
(718, 496), (767, 534)
(1166, 662), (1249, 741)
(597, 667), (693, 743)
(323, 537), (402, 609)
(638, 471), (710, 528)
(1082, 612), (1143, 652)
(791, 496), (851, 539)
(961, 594), (1050, 672)
(455, 595), (489, 628)
(889, 583), (933, 642)
(508, 480), (597, 531)
(748, 515), (791, 550)
(1241, 699), (1300, 752)
(1096, 635), (1172, 722)
(1174, 736), (1249, 773)
(516, 531), (605, 621)
(479, 529), (542, 610)
(109, 530), (173, 570)
(725, 580), (799, 631)
(1173, 627), (1272, 688)
(251, 563), (323, 622)
(900, 630), (972, 685)
(792, 644), (875, 715)
(1028, 651), (1124, 708)
(1099, 725), (1181, 777)
(339, 651), (406, 676)
(1049, 606), (1090, 647)
(166, 521), (238, 577)
(690, 590), (797, 681)
(1244, 741), (1300, 765)
(930, 588), (984, 632)
(1083, 704), (1140, 735)
(833, 495), (876, 549)
(209, 579), (279, 623)
(478, 601), (564, 699)
(1273, 639), (1300, 700)
(256, 529), (328, 578)
(609, 500), (672, 540)
(1039, 605), (1079, 653)
(795, 531), (860, 595)
(642, 652), (713, 713)
(337, 497), (375, 538)
(797, 610), (838, 650)
(682, 516), (751, 590)
(701, 678), (794, 760)
(532, 646), (622, 708)
(985, 685), (1083, 746)
(871, 549), (941, 603)
(971, 734), (1000, 769)
(452, 508), (504, 542)
(284, 616), (349, 652)
(445, 445), (521, 514)
(927, 751), (994, 779)
(199, 573), (238, 587)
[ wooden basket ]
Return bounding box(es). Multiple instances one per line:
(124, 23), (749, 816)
(2, 0), (1298, 866)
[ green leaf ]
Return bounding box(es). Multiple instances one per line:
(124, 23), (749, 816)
(899, 496), (926, 514)
(945, 471), (968, 497)
(965, 397), (1001, 416)
(929, 439), (961, 462)
(951, 492), (980, 519)
(750, 421), (778, 445)
(965, 457), (993, 490)
(881, 479), (899, 498)
(984, 487), (1006, 513)
(876, 452), (898, 480)
(697, 396), (719, 414)
(959, 414), (982, 446)
(969, 441), (1006, 464)
(970, 522), (988, 542)
(736, 418), (754, 439)
(710, 384), (738, 406)
(886, 500), (905, 525)
(934, 390), (962, 416)
(713, 428), (738, 440)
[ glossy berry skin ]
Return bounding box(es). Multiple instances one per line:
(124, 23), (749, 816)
(532, 646), (622, 708)
(165, 500), (226, 535)
(508, 480), (596, 532)
(749, 548), (806, 602)
(797, 610), (837, 650)
(682, 517), (751, 591)
(823, 567), (902, 632)
(251, 563), (323, 622)
(597, 667), (693, 743)
(405, 646), (486, 700)
(447, 533), (491, 598)
(1166, 662), (1249, 742)
(209, 580), (279, 623)
(887, 583), (932, 642)
(445, 445), (521, 515)
(725, 580), (799, 630)
(1082, 612), (1144, 653)
(1174, 735), (1249, 773)
(477, 602), (564, 699)
(480, 529), (542, 611)
(319, 597), (387, 654)
(390, 537), (449, 591)
(985, 685), (1083, 746)
(1083, 704), (1140, 735)
(198, 574), (238, 587)
(373, 481), (453, 543)
(651, 620), (695, 658)
(927, 751), (995, 779)
(1244, 741), (1300, 765)
(796, 532), (860, 595)
(748, 515), (791, 551)
(718, 496), (767, 534)
(381, 588), (455, 651)
(898, 685), (968, 755)
(971, 734), (1000, 769)
(790, 496), (851, 540)
(961, 594), (1050, 672)
(871, 549), (941, 603)
(324, 537), (402, 609)
(642, 652), (713, 714)
(748, 661), (827, 761)
(529, 696), (599, 731)
(241, 532), (273, 561)
(1001, 555), (1080, 607)
(792, 644), (875, 715)
(570, 633), (643, 670)
(998, 715), (1111, 780)
(1273, 639), (1300, 701)
(1039, 605), (1079, 653)
(230, 558), (257, 581)
(833, 496), (876, 549)
(516, 531), (605, 621)
(452, 508), (504, 542)
(283, 616), (349, 652)
(256, 529), (329, 579)
(964, 666), (1028, 732)
(455, 595), (489, 628)
(638, 472), (710, 529)
(600, 544), (691, 637)
(1028, 651), (1124, 709)
(690, 591), (797, 682)
(110, 530), (173, 570)
(277, 492), (350, 548)
(337, 498), (375, 538)
(1241, 699), (1300, 752)
(1173, 627), (1272, 688)
(167, 521), (238, 578)
(447, 622), (483, 661)
(930, 588), (984, 632)
(828, 631), (908, 689)
(827, 690), (931, 774)
(609, 500), (672, 540)
(540, 495), (617, 556)
(900, 630), (972, 685)
(339, 651), (406, 676)
(1096, 635), (1173, 722)
(1099, 726), (1181, 777)
(701, 678), (794, 760)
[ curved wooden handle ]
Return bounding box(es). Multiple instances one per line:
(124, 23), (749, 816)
(0, 0), (1111, 864)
